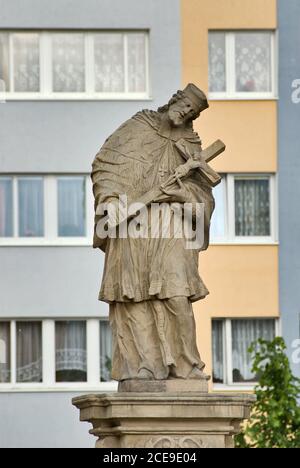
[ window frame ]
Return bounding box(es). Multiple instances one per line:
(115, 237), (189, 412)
(0, 318), (116, 392)
(210, 173), (277, 245)
(0, 30), (150, 101)
(0, 174), (94, 246)
(208, 30), (277, 100)
(212, 317), (280, 391)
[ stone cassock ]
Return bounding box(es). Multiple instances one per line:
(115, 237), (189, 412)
(92, 84), (216, 382)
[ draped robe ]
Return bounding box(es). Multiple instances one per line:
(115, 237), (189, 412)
(92, 110), (215, 380)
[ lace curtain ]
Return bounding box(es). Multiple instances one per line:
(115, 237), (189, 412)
(212, 319), (275, 384)
(16, 322), (42, 383)
(56, 321), (87, 382)
(0, 322), (10, 383)
(235, 32), (272, 93)
(235, 179), (270, 236)
(210, 178), (226, 239)
(0, 33), (9, 92)
(12, 33), (40, 92)
(232, 319), (275, 382)
(58, 178), (86, 237)
(212, 320), (224, 383)
(0, 178), (13, 237)
(209, 32), (226, 92)
(18, 178), (44, 237)
(94, 33), (124, 93)
(52, 34), (85, 93)
(100, 321), (112, 382)
(128, 34), (146, 93)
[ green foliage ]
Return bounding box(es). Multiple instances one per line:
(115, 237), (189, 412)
(235, 337), (300, 448)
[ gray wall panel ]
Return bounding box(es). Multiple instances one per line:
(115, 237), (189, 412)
(278, 0), (300, 377)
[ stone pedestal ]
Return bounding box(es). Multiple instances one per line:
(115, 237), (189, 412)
(72, 390), (254, 449)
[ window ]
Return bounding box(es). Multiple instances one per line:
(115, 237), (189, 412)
(210, 177), (226, 240)
(235, 178), (270, 237)
(210, 174), (276, 243)
(212, 318), (277, 387)
(0, 322), (10, 383)
(52, 33), (85, 93)
(0, 31), (149, 99)
(0, 33), (9, 92)
(13, 33), (40, 92)
(16, 321), (42, 383)
(0, 319), (113, 389)
(209, 31), (276, 99)
(18, 178), (44, 237)
(0, 175), (92, 244)
(100, 321), (112, 382)
(57, 177), (86, 237)
(0, 178), (13, 237)
(55, 321), (87, 382)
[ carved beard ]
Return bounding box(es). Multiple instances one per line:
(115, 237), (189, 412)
(168, 109), (185, 127)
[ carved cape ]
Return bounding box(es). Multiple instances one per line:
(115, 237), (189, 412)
(92, 110), (215, 304)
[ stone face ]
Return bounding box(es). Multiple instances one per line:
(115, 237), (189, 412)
(72, 392), (255, 449)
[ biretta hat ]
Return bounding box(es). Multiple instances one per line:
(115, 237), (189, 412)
(182, 83), (209, 113)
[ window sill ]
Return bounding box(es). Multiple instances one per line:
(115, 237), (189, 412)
(0, 93), (152, 102)
(0, 238), (93, 247)
(0, 239), (279, 247)
(0, 382), (118, 393)
(208, 93), (278, 101)
(210, 239), (278, 246)
(213, 384), (256, 392)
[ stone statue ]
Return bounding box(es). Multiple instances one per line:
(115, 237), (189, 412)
(92, 84), (225, 383)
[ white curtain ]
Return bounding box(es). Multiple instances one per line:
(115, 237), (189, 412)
(210, 178), (226, 239)
(0, 33), (9, 91)
(235, 32), (272, 93)
(235, 179), (270, 236)
(128, 34), (146, 93)
(94, 33), (125, 93)
(100, 321), (112, 382)
(232, 319), (275, 382)
(58, 177), (86, 237)
(52, 33), (85, 93)
(212, 320), (224, 383)
(209, 32), (226, 93)
(0, 178), (13, 237)
(55, 321), (87, 377)
(18, 178), (44, 237)
(16, 322), (42, 383)
(0, 322), (10, 383)
(12, 33), (40, 92)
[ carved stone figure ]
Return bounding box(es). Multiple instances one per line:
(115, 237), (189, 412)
(92, 84), (225, 382)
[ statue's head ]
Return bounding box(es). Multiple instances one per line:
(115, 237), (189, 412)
(158, 83), (209, 128)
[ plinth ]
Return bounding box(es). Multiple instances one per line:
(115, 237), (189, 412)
(72, 382), (254, 448)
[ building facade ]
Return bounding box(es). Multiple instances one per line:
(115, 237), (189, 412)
(1, 0), (299, 449)
(182, 0), (280, 390)
(0, 0), (182, 448)
(278, 0), (300, 379)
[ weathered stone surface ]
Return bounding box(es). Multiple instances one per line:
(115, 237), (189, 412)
(91, 84), (225, 382)
(72, 392), (255, 449)
(118, 379), (209, 393)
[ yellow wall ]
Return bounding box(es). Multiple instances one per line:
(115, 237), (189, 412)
(194, 245), (279, 383)
(182, 0), (277, 89)
(182, 0), (279, 387)
(201, 101), (277, 173)
(182, 0), (277, 174)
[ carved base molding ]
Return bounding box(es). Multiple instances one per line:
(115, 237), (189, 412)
(72, 392), (254, 449)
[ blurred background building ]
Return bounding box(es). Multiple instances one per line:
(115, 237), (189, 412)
(0, 0), (299, 448)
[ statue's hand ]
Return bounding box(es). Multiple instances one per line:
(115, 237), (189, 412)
(160, 177), (190, 203)
(163, 158), (207, 188)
